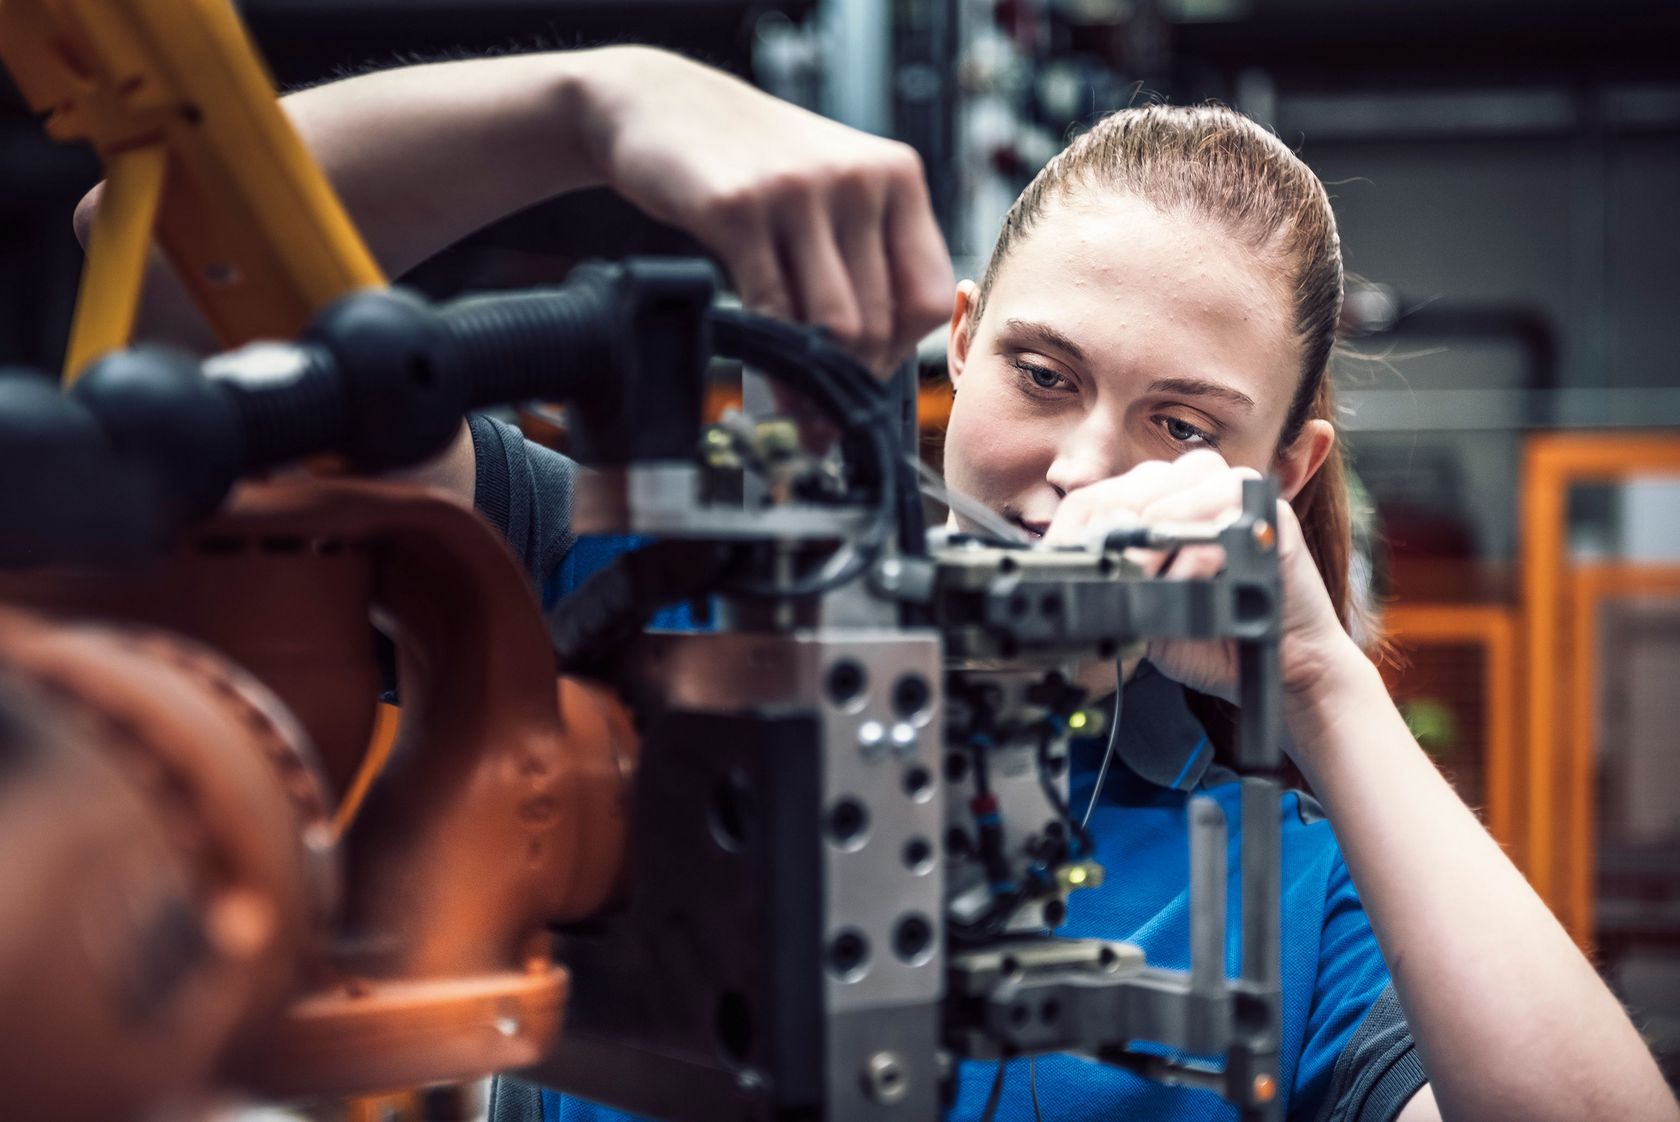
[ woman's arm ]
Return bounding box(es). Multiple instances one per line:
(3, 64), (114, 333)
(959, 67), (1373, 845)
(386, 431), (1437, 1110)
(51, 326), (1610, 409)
(80, 47), (953, 360)
(76, 48), (955, 501)
(1288, 639), (1673, 1122)
(1047, 449), (1678, 1122)
(279, 46), (954, 364)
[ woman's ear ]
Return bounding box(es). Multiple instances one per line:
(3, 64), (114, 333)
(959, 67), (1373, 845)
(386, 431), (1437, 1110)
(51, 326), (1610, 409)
(947, 279), (979, 387)
(1274, 418), (1336, 501)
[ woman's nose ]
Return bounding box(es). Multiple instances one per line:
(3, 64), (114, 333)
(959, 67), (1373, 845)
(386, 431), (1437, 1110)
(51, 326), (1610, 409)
(1045, 411), (1128, 496)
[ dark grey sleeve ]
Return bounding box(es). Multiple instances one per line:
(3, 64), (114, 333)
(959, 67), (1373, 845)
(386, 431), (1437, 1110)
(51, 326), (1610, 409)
(468, 413), (580, 588)
(1315, 984), (1430, 1122)
(488, 1075), (544, 1122)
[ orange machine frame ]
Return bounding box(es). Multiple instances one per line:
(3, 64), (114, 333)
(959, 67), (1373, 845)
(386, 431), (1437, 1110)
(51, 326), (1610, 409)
(1382, 603), (1520, 852)
(1521, 433), (1680, 944)
(1562, 563), (1680, 947)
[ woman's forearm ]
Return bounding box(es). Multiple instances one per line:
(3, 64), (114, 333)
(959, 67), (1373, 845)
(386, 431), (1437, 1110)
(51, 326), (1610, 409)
(1287, 646), (1677, 1122)
(276, 51), (612, 279)
(83, 44), (952, 365)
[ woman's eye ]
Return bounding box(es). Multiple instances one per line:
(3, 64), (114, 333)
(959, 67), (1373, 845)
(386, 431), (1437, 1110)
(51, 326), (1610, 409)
(1011, 360), (1071, 393)
(1160, 415), (1215, 446)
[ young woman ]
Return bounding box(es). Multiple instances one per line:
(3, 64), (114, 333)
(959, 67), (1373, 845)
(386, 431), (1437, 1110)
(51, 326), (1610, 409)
(468, 96), (1676, 1122)
(932, 105), (1675, 1122)
(84, 49), (1675, 1122)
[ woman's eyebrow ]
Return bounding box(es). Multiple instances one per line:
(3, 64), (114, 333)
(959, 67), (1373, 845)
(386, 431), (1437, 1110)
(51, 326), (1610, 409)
(1147, 376), (1256, 412)
(1000, 318), (1087, 362)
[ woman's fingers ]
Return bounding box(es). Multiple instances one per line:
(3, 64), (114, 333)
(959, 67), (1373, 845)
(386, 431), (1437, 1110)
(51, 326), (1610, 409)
(882, 151), (956, 364)
(1137, 465), (1264, 577)
(719, 162), (948, 379)
(1044, 461), (1169, 545)
(1045, 450), (1232, 547)
(830, 174), (896, 373)
(1161, 543), (1227, 581)
(1137, 464), (1262, 529)
(717, 206), (795, 324)
(773, 185), (865, 345)
(1044, 454), (1265, 587)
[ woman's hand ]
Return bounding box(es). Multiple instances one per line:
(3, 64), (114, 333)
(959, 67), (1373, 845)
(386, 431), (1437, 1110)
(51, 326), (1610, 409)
(1042, 448), (1360, 705)
(1047, 458), (1680, 1122)
(569, 47), (953, 377)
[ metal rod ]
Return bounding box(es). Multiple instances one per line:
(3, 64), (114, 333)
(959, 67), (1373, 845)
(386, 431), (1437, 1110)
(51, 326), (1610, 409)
(1239, 777), (1281, 990)
(1188, 795), (1228, 995)
(1235, 476), (1283, 992)
(1236, 641), (1281, 773)
(906, 454), (1027, 543)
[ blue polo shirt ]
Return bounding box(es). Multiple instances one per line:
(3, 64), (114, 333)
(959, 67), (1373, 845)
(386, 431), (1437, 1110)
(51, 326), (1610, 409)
(533, 569), (1421, 1122)
(468, 418), (1427, 1122)
(945, 669), (1401, 1122)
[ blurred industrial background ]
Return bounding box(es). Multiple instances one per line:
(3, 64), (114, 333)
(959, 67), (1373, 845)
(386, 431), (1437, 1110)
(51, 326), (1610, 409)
(4, 0), (1680, 1087)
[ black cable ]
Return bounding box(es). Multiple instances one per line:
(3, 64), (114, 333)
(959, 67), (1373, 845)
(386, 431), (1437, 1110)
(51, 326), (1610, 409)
(893, 411), (927, 555)
(967, 739), (1015, 893)
(707, 308), (920, 599)
(1036, 721), (1094, 859)
(948, 732), (1027, 946)
(542, 307), (910, 656)
(968, 735), (993, 798)
(722, 328), (893, 596)
(1080, 660), (1126, 832)
(708, 309), (888, 472)
(953, 716), (1096, 947)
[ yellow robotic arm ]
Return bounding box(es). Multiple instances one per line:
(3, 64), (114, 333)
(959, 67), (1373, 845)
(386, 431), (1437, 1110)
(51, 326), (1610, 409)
(0, 0), (384, 380)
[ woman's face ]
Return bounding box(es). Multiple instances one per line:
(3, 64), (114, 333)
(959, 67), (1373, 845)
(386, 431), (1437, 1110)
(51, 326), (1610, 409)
(943, 193), (1326, 538)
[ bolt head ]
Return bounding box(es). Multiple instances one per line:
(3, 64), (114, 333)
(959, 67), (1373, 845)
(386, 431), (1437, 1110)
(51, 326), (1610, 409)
(859, 720), (887, 760)
(862, 1051), (909, 1104)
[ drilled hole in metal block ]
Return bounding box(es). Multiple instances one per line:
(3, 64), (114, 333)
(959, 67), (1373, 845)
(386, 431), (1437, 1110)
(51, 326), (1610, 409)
(826, 798), (869, 850)
(827, 929), (870, 982)
(891, 674), (933, 723)
(903, 765), (934, 802)
(892, 913), (934, 964)
(903, 837), (935, 874)
(825, 659), (868, 710)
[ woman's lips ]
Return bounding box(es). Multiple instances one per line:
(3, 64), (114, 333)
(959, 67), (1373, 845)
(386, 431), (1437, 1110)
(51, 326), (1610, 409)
(1013, 517), (1049, 539)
